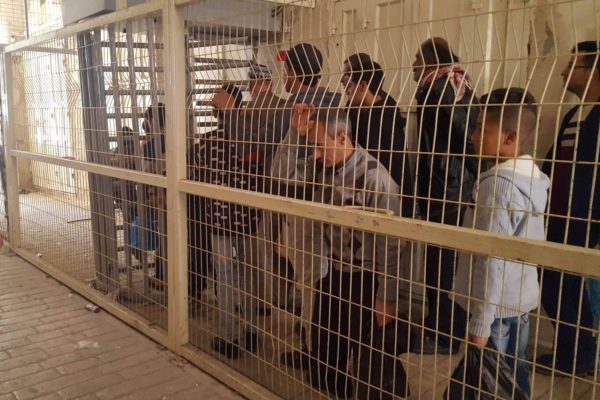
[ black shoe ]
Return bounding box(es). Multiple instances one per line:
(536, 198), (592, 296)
(211, 337), (240, 360)
(244, 331), (259, 353)
(412, 334), (460, 355)
(535, 354), (596, 377)
(281, 347), (310, 370)
(307, 366), (354, 399)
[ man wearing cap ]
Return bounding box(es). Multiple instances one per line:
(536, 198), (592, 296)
(203, 85), (261, 359)
(270, 43), (341, 362)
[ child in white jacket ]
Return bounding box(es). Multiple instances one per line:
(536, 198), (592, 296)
(454, 88), (550, 396)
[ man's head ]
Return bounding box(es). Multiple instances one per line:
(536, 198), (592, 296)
(306, 108), (354, 168)
(278, 43), (323, 93)
(341, 53), (372, 88)
(211, 84), (243, 119)
(142, 103), (166, 133)
(561, 41), (600, 98)
(412, 37), (459, 82)
(344, 59), (385, 107)
(474, 87), (538, 160)
(247, 63), (273, 98)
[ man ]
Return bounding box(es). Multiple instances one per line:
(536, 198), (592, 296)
(230, 64), (295, 314)
(235, 63), (285, 172)
(538, 40), (600, 376)
(412, 37), (479, 355)
(203, 85), (260, 359)
(270, 43), (341, 363)
(344, 58), (415, 217)
(290, 103), (405, 399)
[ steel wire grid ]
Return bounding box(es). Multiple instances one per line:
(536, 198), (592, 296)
(2, 0), (599, 399)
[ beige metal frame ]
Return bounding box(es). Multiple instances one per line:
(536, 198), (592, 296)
(1, 0), (599, 398)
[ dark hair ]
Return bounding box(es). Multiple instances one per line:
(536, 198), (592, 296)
(145, 103), (166, 131)
(573, 41), (600, 74)
(420, 37), (459, 66)
(348, 59), (385, 94)
(480, 87), (538, 153)
(344, 53), (372, 69)
(221, 84), (243, 108)
(284, 43), (323, 87)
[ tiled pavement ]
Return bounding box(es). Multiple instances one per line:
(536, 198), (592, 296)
(0, 253), (244, 400)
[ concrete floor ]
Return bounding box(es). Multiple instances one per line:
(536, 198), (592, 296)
(0, 253), (244, 400)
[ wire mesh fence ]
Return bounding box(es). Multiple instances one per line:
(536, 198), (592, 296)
(1, 0), (599, 399)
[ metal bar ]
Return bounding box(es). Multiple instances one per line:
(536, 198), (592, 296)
(109, 24), (135, 288)
(164, 0), (189, 349)
(2, 54), (21, 249)
(92, 27), (119, 292)
(177, 179), (600, 277)
(101, 66), (165, 73)
(10, 150), (167, 188)
(5, 0), (163, 54)
(125, 20), (150, 298)
(101, 41), (164, 49)
(23, 0), (30, 39)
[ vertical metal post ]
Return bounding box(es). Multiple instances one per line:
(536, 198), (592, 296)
(2, 53), (21, 249)
(164, 0), (189, 348)
(24, 0), (30, 39)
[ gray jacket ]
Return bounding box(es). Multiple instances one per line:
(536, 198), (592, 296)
(314, 146), (401, 302)
(454, 156), (550, 337)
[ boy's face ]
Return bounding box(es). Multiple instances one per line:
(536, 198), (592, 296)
(472, 112), (505, 158)
(307, 122), (343, 168)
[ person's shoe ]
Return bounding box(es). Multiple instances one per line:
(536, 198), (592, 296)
(211, 337), (240, 360)
(535, 354), (596, 377)
(281, 347), (310, 370)
(412, 334), (460, 355)
(307, 367), (354, 399)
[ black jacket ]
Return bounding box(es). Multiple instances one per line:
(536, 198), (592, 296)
(350, 96), (416, 217)
(542, 104), (599, 248)
(415, 78), (479, 223)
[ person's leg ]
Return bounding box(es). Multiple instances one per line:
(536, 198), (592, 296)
(540, 270), (597, 373)
(511, 314), (531, 396)
(212, 233), (240, 343)
(424, 244), (441, 333)
(237, 234), (258, 338)
(309, 268), (353, 398)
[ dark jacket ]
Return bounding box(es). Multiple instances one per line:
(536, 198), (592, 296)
(543, 105), (600, 248)
(351, 95), (415, 217)
(198, 120), (261, 235)
(415, 78), (479, 223)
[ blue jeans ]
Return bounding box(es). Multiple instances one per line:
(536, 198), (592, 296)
(489, 315), (530, 397)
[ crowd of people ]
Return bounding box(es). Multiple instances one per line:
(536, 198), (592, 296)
(124, 37), (599, 399)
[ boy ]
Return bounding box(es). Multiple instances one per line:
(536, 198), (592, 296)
(454, 88), (550, 396)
